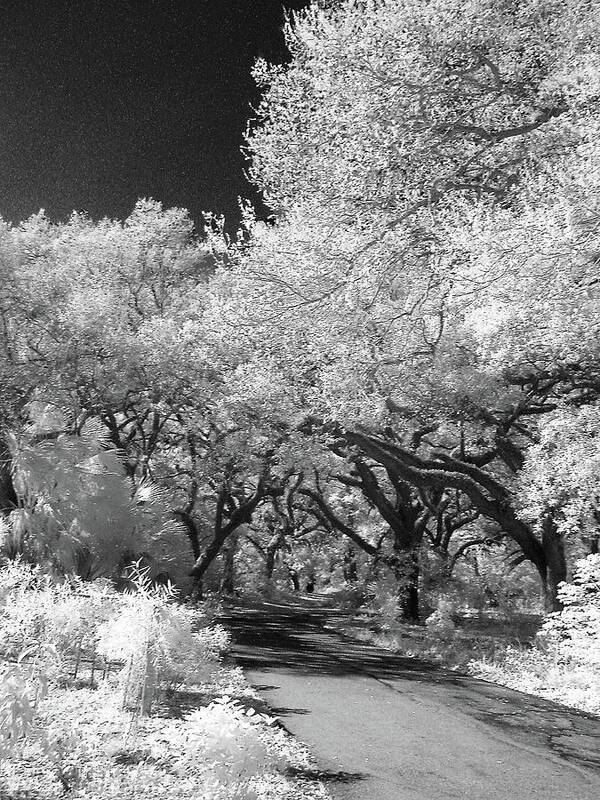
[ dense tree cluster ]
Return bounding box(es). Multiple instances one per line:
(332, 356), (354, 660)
(2, 0), (600, 618)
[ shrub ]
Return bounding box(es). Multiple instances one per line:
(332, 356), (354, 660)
(469, 554), (600, 715)
(540, 553), (600, 667)
(147, 696), (285, 799)
(424, 599), (456, 641)
(0, 559), (116, 672)
(0, 655), (45, 757)
(96, 563), (226, 713)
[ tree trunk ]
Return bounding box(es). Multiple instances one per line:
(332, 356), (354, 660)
(288, 567), (300, 592)
(190, 534), (228, 583)
(220, 533), (237, 595)
(0, 438), (17, 516)
(399, 548), (420, 622)
(347, 431), (547, 570)
(541, 514), (567, 613)
(176, 510), (201, 561)
(265, 532), (280, 581)
(343, 544), (358, 583)
(190, 575), (203, 601)
(345, 432), (555, 610)
(190, 483), (266, 583)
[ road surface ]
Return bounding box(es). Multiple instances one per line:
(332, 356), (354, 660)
(221, 603), (600, 800)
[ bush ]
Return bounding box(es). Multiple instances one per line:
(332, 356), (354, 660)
(0, 556), (326, 800)
(147, 696), (285, 800)
(540, 553), (600, 667)
(0, 559), (116, 667)
(469, 554), (600, 715)
(96, 563), (226, 713)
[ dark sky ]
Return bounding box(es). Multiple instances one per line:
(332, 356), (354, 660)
(0, 0), (309, 231)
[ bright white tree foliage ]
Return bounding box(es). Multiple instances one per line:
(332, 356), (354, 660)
(228, 0), (600, 426)
(206, 0), (600, 610)
(519, 405), (600, 542)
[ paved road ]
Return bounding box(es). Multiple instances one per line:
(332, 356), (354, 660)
(220, 603), (600, 800)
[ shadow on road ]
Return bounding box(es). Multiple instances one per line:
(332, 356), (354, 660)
(220, 602), (600, 773)
(221, 606), (445, 682)
(287, 766), (368, 785)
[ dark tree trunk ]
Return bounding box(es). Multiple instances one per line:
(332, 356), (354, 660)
(190, 576), (204, 601)
(344, 432), (557, 608)
(176, 510), (201, 561)
(541, 514), (567, 613)
(191, 531), (230, 582)
(399, 548), (420, 622)
(0, 438), (17, 516)
(190, 480), (268, 583)
(343, 544), (358, 583)
(220, 533), (237, 595)
(351, 458), (427, 622)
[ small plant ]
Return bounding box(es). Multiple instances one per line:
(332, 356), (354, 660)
(97, 562), (225, 714)
(0, 558), (117, 681)
(425, 599), (456, 642)
(0, 650), (47, 757)
(147, 696), (285, 799)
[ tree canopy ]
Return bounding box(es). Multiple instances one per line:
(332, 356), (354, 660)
(2, 0), (600, 618)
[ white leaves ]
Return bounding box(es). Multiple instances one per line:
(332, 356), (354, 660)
(518, 405), (600, 537)
(541, 554), (600, 668)
(0, 661), (39, 757)
(225, 0), (600, 427)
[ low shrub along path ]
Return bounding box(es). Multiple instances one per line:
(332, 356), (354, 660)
(220, 601), (600, 800)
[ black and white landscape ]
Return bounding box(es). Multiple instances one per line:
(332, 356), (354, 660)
(1, 2), (599, 799)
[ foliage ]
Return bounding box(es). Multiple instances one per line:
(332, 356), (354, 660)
(6, 410), (188, 577)
(423, 543), (543, 616)
(540, 553), (600, 667)
(240, 0), (600, 418)
(97, 563), (225, 713)
(471, 554), (600, 715)
(0, 653), (46, 757)
(0, 559), (114, 667)
(0, 558), (326, 800)
(148, 697), (284, 799)
(424, 600), (456, 641)
(0, 199), (221, 584)
(518, 407), (600, 545)
(2, 0), (600, 719)
(251, 0), (599, 214)
(205, 0), (600, 612)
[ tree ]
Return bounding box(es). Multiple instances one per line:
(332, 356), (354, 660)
(0, 201), (234, 579)
(518, 405), (600, 558)
(212, 0), (600, 611)
(187, 447), (287, 597)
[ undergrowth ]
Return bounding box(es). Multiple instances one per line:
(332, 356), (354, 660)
(338, 554), (600, 718)
(0, 558), (330, 800)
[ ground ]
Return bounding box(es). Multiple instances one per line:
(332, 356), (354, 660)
(220, 600), (600, 800)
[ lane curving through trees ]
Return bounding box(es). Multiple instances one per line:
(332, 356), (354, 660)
(221, 602), (600, 800)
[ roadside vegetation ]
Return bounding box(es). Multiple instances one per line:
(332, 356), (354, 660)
(0, 559), (329, 800)
(334, 554), (600, 717)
